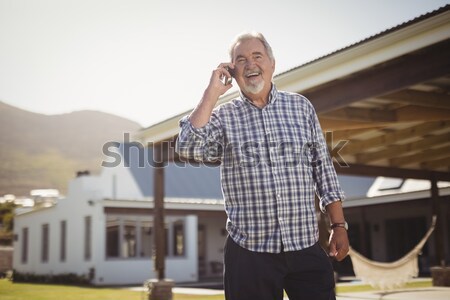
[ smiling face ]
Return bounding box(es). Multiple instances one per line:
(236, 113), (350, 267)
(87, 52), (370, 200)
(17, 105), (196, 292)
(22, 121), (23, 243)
(231, 38), (275, 101)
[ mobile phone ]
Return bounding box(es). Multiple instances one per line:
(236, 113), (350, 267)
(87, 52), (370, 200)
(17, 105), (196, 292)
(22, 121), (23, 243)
(224, 67), (234, 85)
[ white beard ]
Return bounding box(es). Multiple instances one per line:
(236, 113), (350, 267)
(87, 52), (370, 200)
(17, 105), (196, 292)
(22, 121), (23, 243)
(243, 80), (264, 95)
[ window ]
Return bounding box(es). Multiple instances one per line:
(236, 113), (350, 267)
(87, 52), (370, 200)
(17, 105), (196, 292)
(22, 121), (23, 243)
(84, 216), (92, 260)
(21, 227), (28, 264)
(173, 221), (185, 256)
(41, 224), (49, 262)
(378, 178), (404, 191)
(106, 216), (120, 258)
(105, 215), (186, 259)
(140, 220), (152, 257)
(122, 220), (136, 258)
(60, 221), (67, 262)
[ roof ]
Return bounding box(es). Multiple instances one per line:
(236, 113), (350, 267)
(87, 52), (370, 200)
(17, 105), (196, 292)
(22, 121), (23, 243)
(277, 4), (450, 77)
(119, 144), (223, 199)
(137, 5), (450, 181)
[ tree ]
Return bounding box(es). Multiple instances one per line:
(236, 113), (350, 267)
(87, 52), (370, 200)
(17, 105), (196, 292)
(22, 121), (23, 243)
(0, 202), (16, 246)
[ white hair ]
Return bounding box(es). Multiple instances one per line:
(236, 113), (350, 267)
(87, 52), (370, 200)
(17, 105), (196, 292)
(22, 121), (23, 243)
(228, 31), (275, 61)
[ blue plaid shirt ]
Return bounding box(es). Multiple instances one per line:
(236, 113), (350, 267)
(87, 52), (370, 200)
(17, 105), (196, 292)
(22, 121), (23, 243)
(176, 85), (345, 253)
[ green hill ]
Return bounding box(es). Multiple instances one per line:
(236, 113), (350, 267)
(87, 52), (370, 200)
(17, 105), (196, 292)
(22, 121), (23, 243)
(0, 101), (142, 196)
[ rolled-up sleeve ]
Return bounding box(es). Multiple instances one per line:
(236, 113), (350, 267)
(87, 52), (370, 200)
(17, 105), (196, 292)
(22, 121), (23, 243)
(176, 113), (224, 162)
(308, 104), (346, 213)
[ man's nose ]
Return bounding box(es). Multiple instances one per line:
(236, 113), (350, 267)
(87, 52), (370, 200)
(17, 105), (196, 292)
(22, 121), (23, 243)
(245, 59), (256, 68)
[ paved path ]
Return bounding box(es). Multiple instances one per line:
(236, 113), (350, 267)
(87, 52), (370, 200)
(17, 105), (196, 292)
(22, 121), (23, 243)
(173, 287), (224, 295)
(169, 286), (450, 300)
(127, 286), (225, 295)
(130, 284), (450, 299)
(337, 287), (450, 300)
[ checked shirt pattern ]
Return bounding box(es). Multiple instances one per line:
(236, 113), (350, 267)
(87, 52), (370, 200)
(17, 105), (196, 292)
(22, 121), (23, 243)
(176, 85), (345, 253)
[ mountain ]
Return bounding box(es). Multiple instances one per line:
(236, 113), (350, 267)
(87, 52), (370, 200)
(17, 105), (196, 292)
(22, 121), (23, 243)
(0, 101), (142, 196)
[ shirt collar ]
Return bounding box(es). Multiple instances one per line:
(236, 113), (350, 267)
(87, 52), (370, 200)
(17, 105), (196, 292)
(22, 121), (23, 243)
(239, 83), (279, 107)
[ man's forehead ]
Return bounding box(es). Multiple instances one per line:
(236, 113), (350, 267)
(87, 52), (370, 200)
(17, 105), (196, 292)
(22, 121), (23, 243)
(233, 38), (266, 57)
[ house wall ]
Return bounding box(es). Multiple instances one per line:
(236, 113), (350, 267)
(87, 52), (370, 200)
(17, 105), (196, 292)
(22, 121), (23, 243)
(13, 176), (104, 278)
(199, 215), (227, 277)
(13, 175), (200, 285)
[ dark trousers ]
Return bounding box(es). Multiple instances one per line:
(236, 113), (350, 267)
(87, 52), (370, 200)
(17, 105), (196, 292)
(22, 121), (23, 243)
(224, 237), (336, 300)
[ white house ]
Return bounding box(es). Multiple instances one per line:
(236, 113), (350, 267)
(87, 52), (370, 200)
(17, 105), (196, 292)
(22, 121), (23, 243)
(13, 144), (228, 285)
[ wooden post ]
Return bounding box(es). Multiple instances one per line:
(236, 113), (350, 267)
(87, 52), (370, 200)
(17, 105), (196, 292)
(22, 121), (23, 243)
(153, 144), (165, 280)
(430, 174), (444, 266)
(147, 144), (174, 300)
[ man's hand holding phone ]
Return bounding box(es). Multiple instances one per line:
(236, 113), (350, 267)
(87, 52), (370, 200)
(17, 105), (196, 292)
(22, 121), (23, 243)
(208, 62), (235, 97)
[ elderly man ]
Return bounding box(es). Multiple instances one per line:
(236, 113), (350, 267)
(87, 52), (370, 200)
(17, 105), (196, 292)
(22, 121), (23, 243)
(176, 31), (349, 300)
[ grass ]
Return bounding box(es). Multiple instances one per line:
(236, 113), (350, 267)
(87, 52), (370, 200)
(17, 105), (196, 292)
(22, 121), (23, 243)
(0, 279), (224, 300)
(0, 278), (433, 300)
(0, 280), (141, 300)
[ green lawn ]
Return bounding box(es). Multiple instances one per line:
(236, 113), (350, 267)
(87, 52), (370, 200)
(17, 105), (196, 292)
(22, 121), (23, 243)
(0, 279), (224, 300)
(0, 278), (433, 300)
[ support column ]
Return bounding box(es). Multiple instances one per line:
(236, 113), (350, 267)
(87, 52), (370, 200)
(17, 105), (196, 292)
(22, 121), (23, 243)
(148, 144), (174, 300)
(430, 174), (450, 287)
(430, 175), (444, 266)
(154, 144), (166, 279)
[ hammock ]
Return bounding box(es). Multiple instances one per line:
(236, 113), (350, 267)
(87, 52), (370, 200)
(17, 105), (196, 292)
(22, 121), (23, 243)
(348, 216), (436, 291)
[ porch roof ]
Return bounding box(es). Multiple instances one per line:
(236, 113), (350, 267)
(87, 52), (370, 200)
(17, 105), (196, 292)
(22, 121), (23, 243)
(136, 5), (450, 181)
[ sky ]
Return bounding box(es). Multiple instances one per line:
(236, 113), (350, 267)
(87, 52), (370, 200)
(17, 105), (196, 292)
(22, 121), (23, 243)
(1, 0), (449, 128)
